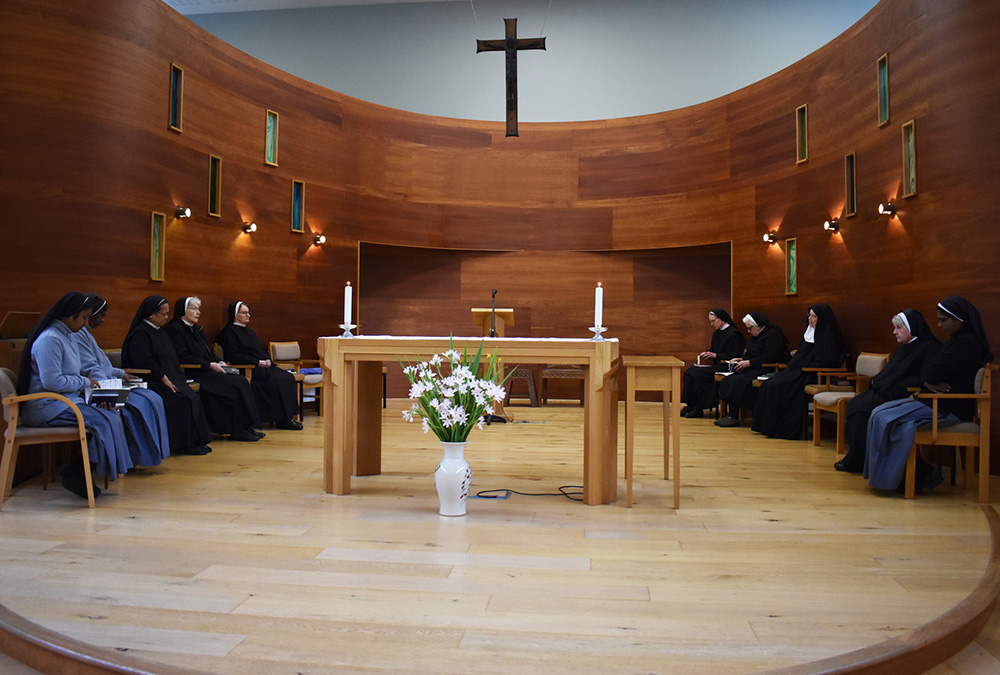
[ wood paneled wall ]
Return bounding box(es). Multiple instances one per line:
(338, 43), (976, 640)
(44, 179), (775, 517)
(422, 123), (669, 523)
(1, 0), (998, 456)
(359, 243), (732, 396)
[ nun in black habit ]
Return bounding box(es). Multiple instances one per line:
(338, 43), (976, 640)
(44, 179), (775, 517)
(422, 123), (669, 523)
(680, 308), (745, 418)
(166, 297), (263, 442)
(865, 295), (992, 492)
(121, 295), (213, 455)
(215, 301), (302, 430)
(751, 303), (846, 440)
(715, 312), (790, 428)
(833, 309), (940, 473)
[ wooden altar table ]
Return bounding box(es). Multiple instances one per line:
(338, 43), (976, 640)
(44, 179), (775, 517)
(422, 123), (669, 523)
(318, 336), (620, 505)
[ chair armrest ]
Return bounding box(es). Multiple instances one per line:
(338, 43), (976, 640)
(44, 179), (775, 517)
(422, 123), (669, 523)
(854, 375), (873, 392)
(816, 370), (857, 380)
(123, 368), (151, 375)
(803, 365), (846, 373)
(2, 392), (88, 435)
(180, 363), (202, 370)
(912, 392), (990, 400)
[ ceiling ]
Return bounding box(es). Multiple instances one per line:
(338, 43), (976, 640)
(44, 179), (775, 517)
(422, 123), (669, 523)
(163, 0), (463, 16)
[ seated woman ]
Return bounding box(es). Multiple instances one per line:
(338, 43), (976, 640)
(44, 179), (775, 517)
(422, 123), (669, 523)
(752, 303), (846, 440)
(215, 301), (302, 430)
(73, 293), (171, 467)
(833, 309), (939, 473)
(122, 296), (213, 456)
(680, 308), (745, 418)
(715, 312), (790, 428)
(17, 292), (132, 498)
(865, 296), (992, 493)
(166, 296), (263, 442)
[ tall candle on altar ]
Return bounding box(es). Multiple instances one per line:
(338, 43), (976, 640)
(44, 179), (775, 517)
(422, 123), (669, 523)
(594, 282), (603, 328)
(344, 282), (353, 325)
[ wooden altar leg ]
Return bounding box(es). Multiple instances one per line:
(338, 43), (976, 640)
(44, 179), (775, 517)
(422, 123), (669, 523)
(326, 352), (351, 495)
(670, 370), (680, 509)
(625, 366), (636, 508)
(583, 359), (617, 506)
(354, 361), (383, 476)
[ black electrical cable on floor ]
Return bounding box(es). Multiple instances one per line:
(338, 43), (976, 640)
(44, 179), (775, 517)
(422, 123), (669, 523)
(476, 486), (583, 502)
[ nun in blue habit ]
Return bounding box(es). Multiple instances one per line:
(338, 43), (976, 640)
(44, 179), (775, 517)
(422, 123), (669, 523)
(865, 296), (993, 492)
(73, 294), (171, 467)
(17, 292), (133, 498)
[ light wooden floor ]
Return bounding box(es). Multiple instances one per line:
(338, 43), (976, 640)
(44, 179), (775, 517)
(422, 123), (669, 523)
(1, 401), (999, 675)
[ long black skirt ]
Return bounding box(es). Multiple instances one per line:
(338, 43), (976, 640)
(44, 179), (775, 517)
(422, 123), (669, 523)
(251, 365), (299, 423)
(147, 379), (211, 452)
(681, 365), (727, 410)
(751, 368), (815, 439)
(193, 371), (261, 435)
(718, 368), (767, 411)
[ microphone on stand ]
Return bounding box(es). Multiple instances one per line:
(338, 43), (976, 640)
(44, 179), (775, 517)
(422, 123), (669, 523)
(485, 288), (506, 424)
(490, 289), (497, 338)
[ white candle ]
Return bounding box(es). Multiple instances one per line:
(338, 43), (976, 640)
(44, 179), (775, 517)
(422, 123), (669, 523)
(344, 282), (353, 325)
(594, 282), (603, 328)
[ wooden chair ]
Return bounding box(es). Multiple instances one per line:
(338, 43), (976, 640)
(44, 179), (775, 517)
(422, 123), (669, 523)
(905, 364), (995, 502)
(505, 366), (539, 407)
(270, 341), (322, 417)
(808, 352), (889, 455)
(0, 367), (96, 509)
(540, 365), (584, 405)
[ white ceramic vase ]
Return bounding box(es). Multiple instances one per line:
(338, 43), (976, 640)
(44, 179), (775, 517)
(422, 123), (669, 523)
(435, 441), (472, 516)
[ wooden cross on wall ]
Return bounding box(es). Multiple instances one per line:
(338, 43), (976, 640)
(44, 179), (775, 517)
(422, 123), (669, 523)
(476, 18), (546, 137)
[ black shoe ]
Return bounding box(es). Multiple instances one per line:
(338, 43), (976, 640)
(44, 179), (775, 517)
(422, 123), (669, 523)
(683, 408), (704, 419)
(679, 406), (692, 417)
(716, 416), (740, 428)
(276, 419), (303, 430)
(834, 460), (862, 474)
(229, 429), (260, 442)
(251, 429), (266, 439)
(178, 444), (211, 455)
(917, 466), (944, 492)
(61, 473), (100, 500)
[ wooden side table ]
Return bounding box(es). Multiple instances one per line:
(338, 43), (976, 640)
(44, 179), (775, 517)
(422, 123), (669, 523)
(622, 356), (683, 509)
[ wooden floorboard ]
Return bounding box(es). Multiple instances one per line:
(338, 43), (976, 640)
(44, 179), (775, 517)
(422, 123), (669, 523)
(1, 401), (999, 674)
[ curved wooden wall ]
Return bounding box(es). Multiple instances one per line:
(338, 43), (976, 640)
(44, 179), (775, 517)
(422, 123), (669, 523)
(0, 0), (998, 445)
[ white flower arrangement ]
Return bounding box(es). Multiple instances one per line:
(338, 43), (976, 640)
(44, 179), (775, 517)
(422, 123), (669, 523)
(400, 338), (512, 442)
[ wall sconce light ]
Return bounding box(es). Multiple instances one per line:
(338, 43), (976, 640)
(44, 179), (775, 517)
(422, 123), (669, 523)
(175, 206), (191, 219)
(823, 218), (840, 233)
(762, 232), (777, 244)
(242, 222), (257, 234)
(313, 234), (326, 245)
(878, 201), (896, 216)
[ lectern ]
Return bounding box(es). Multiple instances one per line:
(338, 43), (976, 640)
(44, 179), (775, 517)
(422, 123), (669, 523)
(470, 308), (515, 338)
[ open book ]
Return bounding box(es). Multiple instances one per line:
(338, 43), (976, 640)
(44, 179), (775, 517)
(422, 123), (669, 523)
(87, 379), (131, 408)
